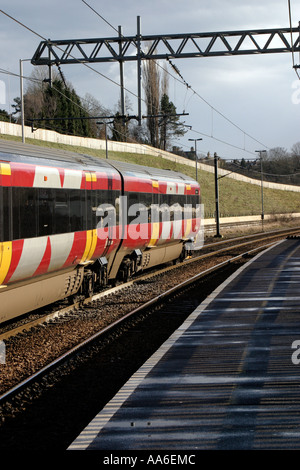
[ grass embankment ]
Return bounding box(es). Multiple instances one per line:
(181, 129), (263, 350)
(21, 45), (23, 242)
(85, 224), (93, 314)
(1, 133), (300, 219)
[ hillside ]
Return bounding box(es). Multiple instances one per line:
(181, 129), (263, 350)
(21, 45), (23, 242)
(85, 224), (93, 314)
(1, 133), (300, 218)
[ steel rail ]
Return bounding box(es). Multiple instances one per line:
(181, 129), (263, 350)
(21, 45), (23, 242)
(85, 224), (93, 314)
(203, 225), (300, 249)
(1, 226), (299, 342)
(0, 240), (279, 404)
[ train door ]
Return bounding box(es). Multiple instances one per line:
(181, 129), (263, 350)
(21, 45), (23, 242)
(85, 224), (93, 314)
(81, 171), (98, 264)
(0, 187), (12, 286)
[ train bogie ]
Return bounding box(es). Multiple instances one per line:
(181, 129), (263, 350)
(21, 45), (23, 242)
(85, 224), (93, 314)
(0, 140), (202, 323)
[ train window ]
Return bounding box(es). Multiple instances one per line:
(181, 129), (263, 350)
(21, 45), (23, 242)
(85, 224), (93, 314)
(96, 190), (119, 227)
(142, 192), (152, 211)
(127, 192), (152, 224)
(70, 190), (83, 232)
(12, 189), (20, 240)
(127, 193), (139, 224)
(178, 195), (186, 208)
(155, 194), (186, 222)
(53, 189), (70, 234)
(166, 195), (174, 221)
(38, 188), (54, 236)
(152, 193), (159, 206)
(86, 190), (95, 230)
(4, 187), (122, 241)
(20, 188), (37, 239)
(3, 188), (11, 242)
(12, 188), (37, 240)
(187, 195), (199, 218)
(104, 188), (114, 207)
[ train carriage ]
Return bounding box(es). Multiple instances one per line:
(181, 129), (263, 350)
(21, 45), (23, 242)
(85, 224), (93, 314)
(110, 160), (201, 281)
(0, 140), (201, 323)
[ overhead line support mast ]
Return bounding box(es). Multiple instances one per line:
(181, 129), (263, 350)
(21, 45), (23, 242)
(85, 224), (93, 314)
(31, 19), (300, 124)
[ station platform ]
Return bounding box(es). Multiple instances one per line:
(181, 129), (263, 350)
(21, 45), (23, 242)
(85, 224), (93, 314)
(69, 238), (300, 450)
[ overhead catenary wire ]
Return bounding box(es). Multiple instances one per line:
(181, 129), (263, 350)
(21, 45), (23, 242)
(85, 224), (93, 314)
(88, 0), (270, 153)
(0, 66), (180, 160)
(1, 5), (270, 156)
(1, 5), (292, 158)
(0, 67), (95, 119)
(229, 159), (300, 177)
(0, 8), (146, 105)
(81, 0), (270, 157)
(165, 57), (270, 151)
(81, 0), (119, 34)
(0, 67), (291, 164)
(0, 8), (152, 145)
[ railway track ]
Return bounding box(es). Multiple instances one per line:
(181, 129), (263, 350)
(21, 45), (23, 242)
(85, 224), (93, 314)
(0, 225), (299, 449)
(1, 224), (297, 342)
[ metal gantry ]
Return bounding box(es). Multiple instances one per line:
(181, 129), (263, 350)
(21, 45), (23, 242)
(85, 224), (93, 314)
(32, 24), (300, 65)
(30, 18), (300, 125)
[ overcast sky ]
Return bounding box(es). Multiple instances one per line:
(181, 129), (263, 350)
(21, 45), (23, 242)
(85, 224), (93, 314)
(1, 0), (300, 160)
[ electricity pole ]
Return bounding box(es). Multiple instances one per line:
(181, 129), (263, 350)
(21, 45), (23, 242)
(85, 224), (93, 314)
(255, 149), (267, 230)
(214, 152), (222, 238)
(188, 138), (202, 180)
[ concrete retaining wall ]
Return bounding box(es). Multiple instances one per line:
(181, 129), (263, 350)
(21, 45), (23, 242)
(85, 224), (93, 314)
(1, 121), (300, 193)
(203, 213), (300, 226)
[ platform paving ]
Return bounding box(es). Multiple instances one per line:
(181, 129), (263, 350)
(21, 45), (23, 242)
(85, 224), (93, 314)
(69, 238), (300, 450)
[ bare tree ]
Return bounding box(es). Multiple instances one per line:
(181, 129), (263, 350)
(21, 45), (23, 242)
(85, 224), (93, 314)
(143, 56), (160, 147)
(23, 66), (59, 125)
(161, 64), (169, 98)
(290, 142), (300, 174)
(82, 92), (111, 138)
(142, 59), (185, 150)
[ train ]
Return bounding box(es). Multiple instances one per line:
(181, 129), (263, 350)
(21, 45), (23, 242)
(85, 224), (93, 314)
(0, 139), (202, 324)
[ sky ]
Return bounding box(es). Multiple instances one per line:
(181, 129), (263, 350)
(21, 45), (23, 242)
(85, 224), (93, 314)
(0, 0), (300, 161)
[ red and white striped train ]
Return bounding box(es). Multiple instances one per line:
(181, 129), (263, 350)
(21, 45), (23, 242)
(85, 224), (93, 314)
(0, 140), (202, 324)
